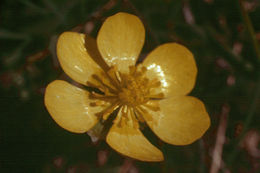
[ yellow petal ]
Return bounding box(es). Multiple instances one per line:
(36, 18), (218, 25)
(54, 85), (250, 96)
(57, 32), (104, 85)
(142, 43), (197, 97)
(143, 96), (210, 145)
(97, 12), (145, 73)
(44, 80), (101, 133)
(106, 123), (164, 162)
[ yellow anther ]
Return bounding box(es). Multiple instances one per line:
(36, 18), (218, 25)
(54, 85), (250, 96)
(136, 106), (153, 122)
(143, 100), (160, 112)
(95, 102), (120, 120)
(149, 92), (164, 99)
(90, 101), (104, 107)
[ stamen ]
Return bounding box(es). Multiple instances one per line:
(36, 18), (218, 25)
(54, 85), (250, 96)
(132, 66), (147, 78)
(87, 64), (163, 127)
(86, 81), (106, 93)
(126, 107), (134, 128)
(90, 100), (107, 107)
(92, 74), (117, 94)
(106, 66), (121, 89)
(115, 71), (122, 83)
(113, 106), (123, 125)
(119, 116), (127, 128)
(96, 101), (120, 120)
(149, 92), (165, 99)
(141, 66), (147, 73)
(133, 108), (145, 122)
(137, 106), (158, 126)
(129, 108), (139, 129)
(129, 65), (136, 75)
(90, 92), (117, 102)
(143, 100), (160, 112)
(135, 106), (153, 122)
(116, 72), (127, 88)
(148, 79), (161, 88)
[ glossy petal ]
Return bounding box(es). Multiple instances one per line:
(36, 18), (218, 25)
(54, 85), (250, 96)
(97, 12), (145, 73)
(142, 43), (197, 97)
(143, 96), (210, 145)
(57, 32), (104, 85)
(44, 80), (101, 133)
(106, 123), (164, 162)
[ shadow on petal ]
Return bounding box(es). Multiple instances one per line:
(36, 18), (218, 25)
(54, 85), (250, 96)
(84, 35), (110, 72)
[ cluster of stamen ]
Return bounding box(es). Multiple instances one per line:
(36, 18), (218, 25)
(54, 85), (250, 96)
(88, 65), (164, 128)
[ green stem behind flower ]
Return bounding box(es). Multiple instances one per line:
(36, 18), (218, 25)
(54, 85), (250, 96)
(227, 0), (260, 167)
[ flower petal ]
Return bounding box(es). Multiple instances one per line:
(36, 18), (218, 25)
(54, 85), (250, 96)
(44, 80), (101, 133)
(142, 43), (197, 97)
(143, 96), (210, 145)
(97, 12), (145, 73)
(106, 122), (164, 162)
(57, 32), (105, 85)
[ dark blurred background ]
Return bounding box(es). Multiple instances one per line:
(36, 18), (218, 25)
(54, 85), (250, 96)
(1, 0), (260, 172)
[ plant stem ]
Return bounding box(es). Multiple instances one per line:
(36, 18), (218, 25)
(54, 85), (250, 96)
(239, 0), (260, 61)
(227, 0), (260, 166)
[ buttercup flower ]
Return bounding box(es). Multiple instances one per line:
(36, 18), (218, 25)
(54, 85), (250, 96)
(44, 12), (210, 162)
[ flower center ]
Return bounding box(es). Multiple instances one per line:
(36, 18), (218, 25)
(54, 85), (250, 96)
(88, 65), (164, 127)
(118, 69), (149, 106)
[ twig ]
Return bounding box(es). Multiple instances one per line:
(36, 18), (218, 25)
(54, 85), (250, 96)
(239, 0), (260, 61)
(210, 104), (229, 173)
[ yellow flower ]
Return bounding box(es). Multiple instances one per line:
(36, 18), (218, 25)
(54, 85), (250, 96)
(44, 12), (210, 162)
